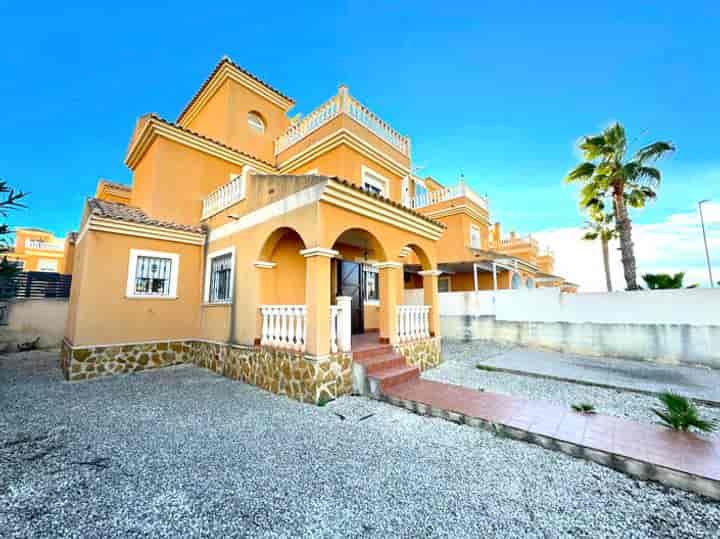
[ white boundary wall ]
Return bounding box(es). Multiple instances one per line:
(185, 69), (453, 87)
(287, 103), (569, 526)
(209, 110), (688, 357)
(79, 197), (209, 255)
(404, 288), (720, 366)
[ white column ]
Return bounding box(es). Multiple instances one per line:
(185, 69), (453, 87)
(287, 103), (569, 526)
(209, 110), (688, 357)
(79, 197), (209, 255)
(336, 296), (352, 352)
(473, 263), (478, 292)
(492, 262), (498, 291)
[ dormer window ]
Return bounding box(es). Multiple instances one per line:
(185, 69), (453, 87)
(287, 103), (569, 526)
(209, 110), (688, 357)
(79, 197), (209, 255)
(247, 111), (265, 134)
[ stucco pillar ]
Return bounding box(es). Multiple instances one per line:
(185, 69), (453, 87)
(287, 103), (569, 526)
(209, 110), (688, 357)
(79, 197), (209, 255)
(378, 262), (402, 344)
(419, 269), (442, 337)
(300, 248), (338, 357)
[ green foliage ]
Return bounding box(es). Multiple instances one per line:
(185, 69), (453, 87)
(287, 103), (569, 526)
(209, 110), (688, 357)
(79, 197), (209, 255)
(653, 391), (718, 433)
(581, 211), (616, 242)
(642, 272), (685, 289)
(0, 179), (27, 295)
(571, 403), (596, 414)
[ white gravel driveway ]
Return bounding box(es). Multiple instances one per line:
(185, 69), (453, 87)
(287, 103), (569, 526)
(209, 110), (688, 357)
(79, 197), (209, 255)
(1, 351), (719, 538)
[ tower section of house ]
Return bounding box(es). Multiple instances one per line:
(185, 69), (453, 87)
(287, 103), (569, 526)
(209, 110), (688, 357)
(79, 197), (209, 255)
(62, 57), (445, 402)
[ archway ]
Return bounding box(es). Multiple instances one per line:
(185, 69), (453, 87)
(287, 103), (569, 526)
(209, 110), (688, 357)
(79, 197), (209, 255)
(258, 227), (307, 305)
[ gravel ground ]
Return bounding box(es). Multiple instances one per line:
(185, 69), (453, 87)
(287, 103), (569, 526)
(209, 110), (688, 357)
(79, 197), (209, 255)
(432, 341), (720, 427)
(2, 351), (720, 538)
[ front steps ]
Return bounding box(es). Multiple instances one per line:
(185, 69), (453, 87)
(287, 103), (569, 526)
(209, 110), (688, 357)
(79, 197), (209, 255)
(351, 343), (420, 398)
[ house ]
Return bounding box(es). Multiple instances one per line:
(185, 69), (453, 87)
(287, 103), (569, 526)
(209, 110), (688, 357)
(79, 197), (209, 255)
(5, 227), (76, 274)
(61, 57), (573, 402)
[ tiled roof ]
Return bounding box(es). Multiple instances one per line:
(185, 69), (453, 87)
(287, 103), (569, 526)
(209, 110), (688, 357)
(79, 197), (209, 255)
(176, 56), (295, 124)
(87, 198), (205, 235)
(144, 114), (276, 169)
(328, 176), (446, 229)
(100, 180), (131, 192)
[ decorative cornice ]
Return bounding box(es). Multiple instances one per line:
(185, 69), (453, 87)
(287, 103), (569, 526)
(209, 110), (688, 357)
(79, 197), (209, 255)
(422, 204), (489, 224)
(277, 128), (410, 178)
(375, 261), (403, 269)
(125, 116), (276, 172)
(299, 247), (339, 258)
(254, 261), (276, 268)
(87, 216), (205, 246)
(321, 179), (445, 241)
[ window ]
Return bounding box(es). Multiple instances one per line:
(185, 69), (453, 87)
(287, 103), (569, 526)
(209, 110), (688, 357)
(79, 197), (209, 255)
(439, 276), (451, 293)
(38, 259), (58, 272)
(470, 225), (481, 249)
(204, 247), (235, 304)
(247, 112), (265, 134)
(363, 265), (379, 303)
(511, 273), (522, 290)
(526, 277), (535, 289)
(126, 249), (179, 298)
(361, 166), (388, 197)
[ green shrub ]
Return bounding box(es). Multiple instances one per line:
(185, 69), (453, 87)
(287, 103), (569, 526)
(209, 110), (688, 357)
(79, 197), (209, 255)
(653, 391), (718, 433)
(571, 403), (596, 414)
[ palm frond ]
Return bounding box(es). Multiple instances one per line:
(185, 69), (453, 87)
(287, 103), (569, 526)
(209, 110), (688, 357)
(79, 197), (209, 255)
(653, 391), (718, 433)
(633, 141), (675, 164)
(565, 162), (596, 183)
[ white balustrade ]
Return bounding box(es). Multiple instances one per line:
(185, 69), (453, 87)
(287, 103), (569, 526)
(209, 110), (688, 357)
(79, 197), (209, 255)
(25, 239), (64, 251)
(259, 305), (307, 352)
(274, 88), (411, 157)
(333, 296), (352, 353)
(491, 234), (539, 250)
(408, 181), (488, 211)
(397, 305), (431, 342)
(202, 174), (245, 219)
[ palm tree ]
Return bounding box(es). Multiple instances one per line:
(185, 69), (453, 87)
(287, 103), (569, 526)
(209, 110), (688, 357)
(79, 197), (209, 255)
(582, 211), (616, 292)
(565, 123), (674, 290)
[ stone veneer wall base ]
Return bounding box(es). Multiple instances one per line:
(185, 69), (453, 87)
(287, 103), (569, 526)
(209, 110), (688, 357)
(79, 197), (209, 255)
(61, 339), (352, 405)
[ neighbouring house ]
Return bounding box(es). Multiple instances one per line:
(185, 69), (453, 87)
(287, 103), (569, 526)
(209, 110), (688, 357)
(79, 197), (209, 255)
(5, 227), (76, 275)
(61, 56), (573, 402)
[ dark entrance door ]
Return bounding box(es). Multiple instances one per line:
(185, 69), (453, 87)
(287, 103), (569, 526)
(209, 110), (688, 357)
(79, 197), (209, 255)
(336, 260), (364, 334)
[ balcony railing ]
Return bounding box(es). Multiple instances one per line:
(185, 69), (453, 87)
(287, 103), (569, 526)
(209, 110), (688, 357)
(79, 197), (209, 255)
(202, 174), (244, 220)
(275, 86), (411, 157)
(397, 305), (431, 342)
(407, 181), (488, 211)
(25, 240), (64, 251)
(491, 234), (539, 250)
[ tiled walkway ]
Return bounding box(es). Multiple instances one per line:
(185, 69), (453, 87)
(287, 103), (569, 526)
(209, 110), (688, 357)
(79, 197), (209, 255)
(384, 378), (720, 498)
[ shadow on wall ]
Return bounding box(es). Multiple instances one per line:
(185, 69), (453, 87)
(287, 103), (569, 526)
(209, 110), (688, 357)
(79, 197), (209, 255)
(0, 299), (68, 352)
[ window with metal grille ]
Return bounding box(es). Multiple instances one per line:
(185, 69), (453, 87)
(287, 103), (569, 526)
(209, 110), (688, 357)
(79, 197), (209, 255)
(134, 256), (173, 296)
(208, 253), (233, 302)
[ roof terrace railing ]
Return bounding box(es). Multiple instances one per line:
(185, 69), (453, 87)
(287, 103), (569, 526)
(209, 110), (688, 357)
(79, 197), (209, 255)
(408, 181), (488, 211)
(25, 239), (64, 251)
(202, 174), (244, 220)
(275, 86), (411, 157)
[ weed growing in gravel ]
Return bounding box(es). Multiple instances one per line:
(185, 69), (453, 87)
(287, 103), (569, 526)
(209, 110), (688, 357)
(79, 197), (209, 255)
(571, 403), (596, 414)
(653, 391), (718, 433)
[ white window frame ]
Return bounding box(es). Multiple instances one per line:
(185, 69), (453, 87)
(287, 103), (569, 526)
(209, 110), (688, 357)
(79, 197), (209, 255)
(470, 225), (481, 249)
(126, 249), (180, 299)
(361, 165), (389, 197)
(203, 246), (235, 304)
(439, 276), (452, 293)
(38, 259), (58, 272)
(363, 265), (379, 305)
(247, 111), (265, 134)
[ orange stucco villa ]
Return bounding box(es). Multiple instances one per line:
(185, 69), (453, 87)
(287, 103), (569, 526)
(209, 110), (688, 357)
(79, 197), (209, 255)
(61, 57), (574, 403)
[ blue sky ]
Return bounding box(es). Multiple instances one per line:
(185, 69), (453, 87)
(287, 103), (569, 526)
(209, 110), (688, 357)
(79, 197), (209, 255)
(1, 1), (718, 288)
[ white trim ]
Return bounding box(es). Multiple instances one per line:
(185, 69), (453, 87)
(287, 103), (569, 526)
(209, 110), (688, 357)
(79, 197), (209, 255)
(361, 165), (389, 197)
(299, 247), (338, 258)
(364, 299), (380, 306)
(304, 168), (319, 175)
(375, 261), (403, 269)
(126, 249), (180, 299)
(89, 216), (205, 246)
(418, 270), (443, 276)
(254, 261), (277, 269)
(203, 246), (235, 303)
(208, 183), (325, 243)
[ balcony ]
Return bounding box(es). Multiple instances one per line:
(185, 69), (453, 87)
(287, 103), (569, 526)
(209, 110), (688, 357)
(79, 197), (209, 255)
(490, 233), (539, 251)
(25, 239), (64, 251)
(202, 174), (244, 219)
(274, 86), (411, 157)
(407, 181), (488, 212)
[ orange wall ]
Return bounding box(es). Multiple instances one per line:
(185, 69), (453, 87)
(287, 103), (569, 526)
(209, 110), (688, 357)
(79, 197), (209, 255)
(65, 231), (203, 346)
(186, 78), (291, 164)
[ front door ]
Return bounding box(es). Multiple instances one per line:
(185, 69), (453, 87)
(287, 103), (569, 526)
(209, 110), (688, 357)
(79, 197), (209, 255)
(336, 260), (364, 334)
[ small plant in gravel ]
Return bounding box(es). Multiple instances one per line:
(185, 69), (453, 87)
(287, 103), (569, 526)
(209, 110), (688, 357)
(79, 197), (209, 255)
(653, 391), (718, 433)
(571, 403), (596, 414)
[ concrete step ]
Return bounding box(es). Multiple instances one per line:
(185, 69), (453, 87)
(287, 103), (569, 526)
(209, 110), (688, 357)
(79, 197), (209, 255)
(368, 365), (420, 398)
(352, 344), (394, 361)
(364, 353), (406, 376)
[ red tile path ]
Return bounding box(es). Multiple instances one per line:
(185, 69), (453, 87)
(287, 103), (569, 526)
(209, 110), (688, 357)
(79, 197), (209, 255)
(385, 378), (720, 482)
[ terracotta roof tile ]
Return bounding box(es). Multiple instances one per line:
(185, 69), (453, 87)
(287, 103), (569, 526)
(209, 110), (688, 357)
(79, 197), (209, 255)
(87, 198), (205, 235)
(146, 114), (276, 169)
(177, 56), (294, 124)
(100, 181), (131, 192)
